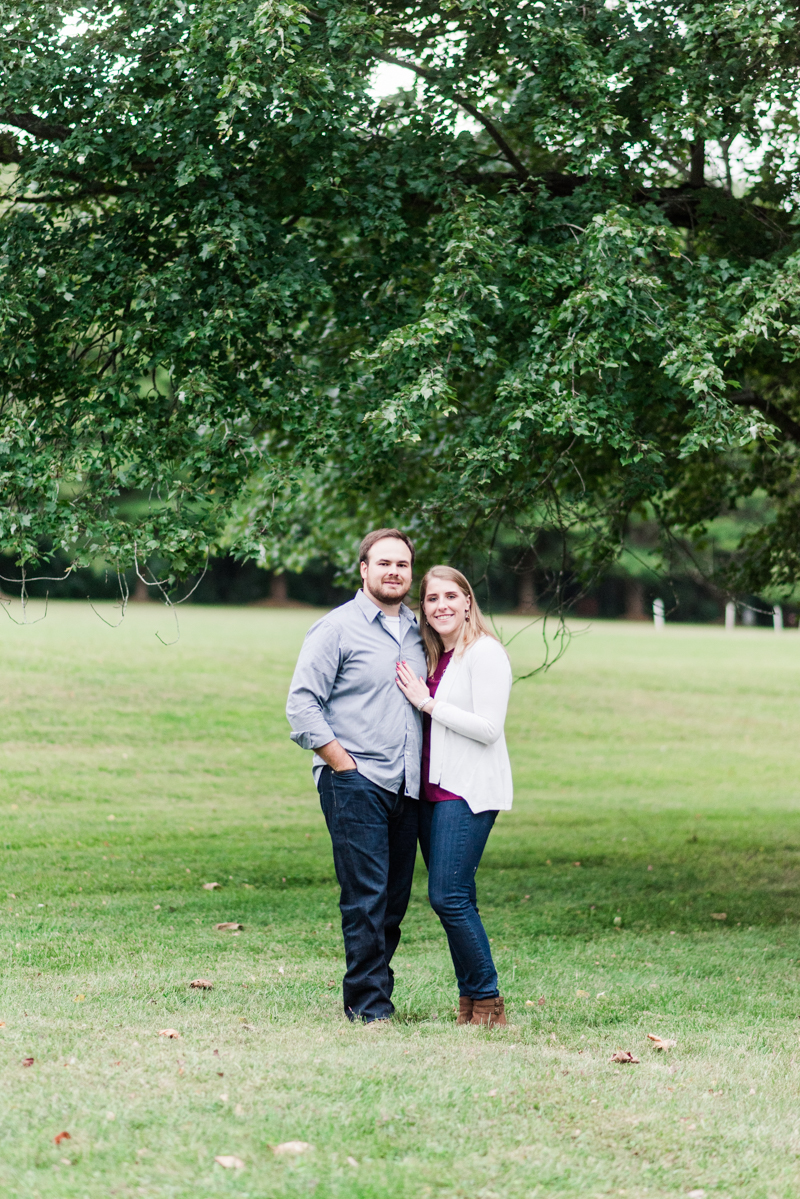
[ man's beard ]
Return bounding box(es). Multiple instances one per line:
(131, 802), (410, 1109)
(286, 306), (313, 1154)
(366, 579), (410, 604)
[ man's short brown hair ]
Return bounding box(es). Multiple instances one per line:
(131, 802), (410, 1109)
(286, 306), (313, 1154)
(358, 528), (416, 567)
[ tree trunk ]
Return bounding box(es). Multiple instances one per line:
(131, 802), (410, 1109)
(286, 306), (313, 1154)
(624, 579), (647, 621)
(131, 575), (150, 602)
(270, 572), (289, 604)
(515, 551), (539, 614)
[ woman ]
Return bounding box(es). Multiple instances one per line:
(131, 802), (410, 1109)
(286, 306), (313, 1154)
(396, 566), (512, 1028)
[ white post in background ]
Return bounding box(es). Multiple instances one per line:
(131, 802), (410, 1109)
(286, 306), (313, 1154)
(774, 604), (783, 633)
(725, 601), (736, 631)
(653, 598), (665, 630)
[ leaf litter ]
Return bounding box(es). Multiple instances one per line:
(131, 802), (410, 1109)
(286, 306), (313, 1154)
(215, 1155), (245, 1169)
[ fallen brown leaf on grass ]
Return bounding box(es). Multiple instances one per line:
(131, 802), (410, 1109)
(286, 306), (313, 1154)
(273, 1141), (311, 1156)
(346, 1155), (359, 1167)
(22, 1056), (34, 1067)
(54, 1131), (70, 1145)
(203, 882), (221, 891)
(214, 1155), (245, 1169)
(158, 1029), (181, 1039)
(215, 922), (244, 932)
(189, 979), (213, 990)
(648, 1033), (677, 1051)
(609, 1050), (640, 1064)
(576, 989), (590, 998)
(710, 912), (727, 920)
(0, 1021), (6, 1028)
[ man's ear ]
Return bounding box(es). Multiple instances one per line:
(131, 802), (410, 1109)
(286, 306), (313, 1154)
(359, 559), (368, 582)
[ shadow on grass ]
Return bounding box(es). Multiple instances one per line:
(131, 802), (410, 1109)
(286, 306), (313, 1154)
(477, 830), (800, 937)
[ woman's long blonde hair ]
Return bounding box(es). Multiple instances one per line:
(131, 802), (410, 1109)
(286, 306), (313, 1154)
(418, 566), (499, 673)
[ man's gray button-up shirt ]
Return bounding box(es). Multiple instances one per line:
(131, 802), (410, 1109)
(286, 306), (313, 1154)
(286, 589), (427, 798)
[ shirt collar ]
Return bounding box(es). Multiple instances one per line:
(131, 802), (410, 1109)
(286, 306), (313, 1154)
(355, 589), (417, 625)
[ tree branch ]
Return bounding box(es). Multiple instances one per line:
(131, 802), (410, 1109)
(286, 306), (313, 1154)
(728, 388), (800, 444)
(11, 185), (129, 203)
(689, 137), (705, 189)
(0, 111), (71, 142)
(0, 130), (21, 163)
(373, 51), (529, 182)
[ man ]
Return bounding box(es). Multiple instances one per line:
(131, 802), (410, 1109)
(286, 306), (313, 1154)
(286, 529), (427, 1023)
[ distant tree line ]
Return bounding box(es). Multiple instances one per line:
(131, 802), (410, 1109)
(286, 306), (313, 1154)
(1, 549), (794, 627)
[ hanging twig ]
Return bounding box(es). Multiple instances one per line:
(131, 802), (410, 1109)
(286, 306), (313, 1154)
(89, 568), (130, 628)
(0, 565), (58, 625)
(132, 546), (210, 645)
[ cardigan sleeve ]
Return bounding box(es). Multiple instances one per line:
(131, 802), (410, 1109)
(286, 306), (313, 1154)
(430, 639), (511, 745)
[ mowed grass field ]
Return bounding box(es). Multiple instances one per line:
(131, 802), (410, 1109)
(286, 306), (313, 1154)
(1, 602), (800, 1199)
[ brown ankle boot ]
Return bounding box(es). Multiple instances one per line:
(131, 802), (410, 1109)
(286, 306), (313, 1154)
(457, 997), (474, 1025)
(469, 996), (507, 1027)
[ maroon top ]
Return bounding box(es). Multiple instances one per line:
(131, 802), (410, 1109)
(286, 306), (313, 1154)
(421, 649), (462, 803)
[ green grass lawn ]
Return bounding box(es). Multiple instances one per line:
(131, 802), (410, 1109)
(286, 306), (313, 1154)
(1, 601), (800, 1199)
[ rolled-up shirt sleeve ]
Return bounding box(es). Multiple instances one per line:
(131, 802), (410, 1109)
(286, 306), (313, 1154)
(286, 621), (341, 750)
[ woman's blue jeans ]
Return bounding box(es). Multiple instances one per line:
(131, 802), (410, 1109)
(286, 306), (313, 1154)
(418, 799), (499, 1000)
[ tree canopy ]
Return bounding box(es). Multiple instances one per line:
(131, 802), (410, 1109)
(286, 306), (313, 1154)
(2, 0), (800, 597)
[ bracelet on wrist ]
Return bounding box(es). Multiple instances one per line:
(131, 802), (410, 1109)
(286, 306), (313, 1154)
(417, 697), (431, 712)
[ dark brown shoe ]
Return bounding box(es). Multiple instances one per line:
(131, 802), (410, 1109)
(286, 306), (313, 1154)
(457, 997), (474, 1025)
(470, 996), (507, 1027)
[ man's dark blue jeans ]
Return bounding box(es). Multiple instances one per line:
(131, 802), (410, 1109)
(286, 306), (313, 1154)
(318, 766), (419, 1022)
(418, 798), (499, 999)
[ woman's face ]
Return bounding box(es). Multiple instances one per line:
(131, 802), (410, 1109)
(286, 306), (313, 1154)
(423, 578), (470, 643)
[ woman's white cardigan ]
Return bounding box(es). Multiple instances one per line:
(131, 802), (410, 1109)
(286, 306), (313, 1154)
(428, 635), (513, 814)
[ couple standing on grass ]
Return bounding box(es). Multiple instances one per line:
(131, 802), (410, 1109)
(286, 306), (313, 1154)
(286, 528), (513, 1028)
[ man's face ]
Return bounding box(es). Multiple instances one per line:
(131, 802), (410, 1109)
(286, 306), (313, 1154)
(360, 537), (413, 606)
